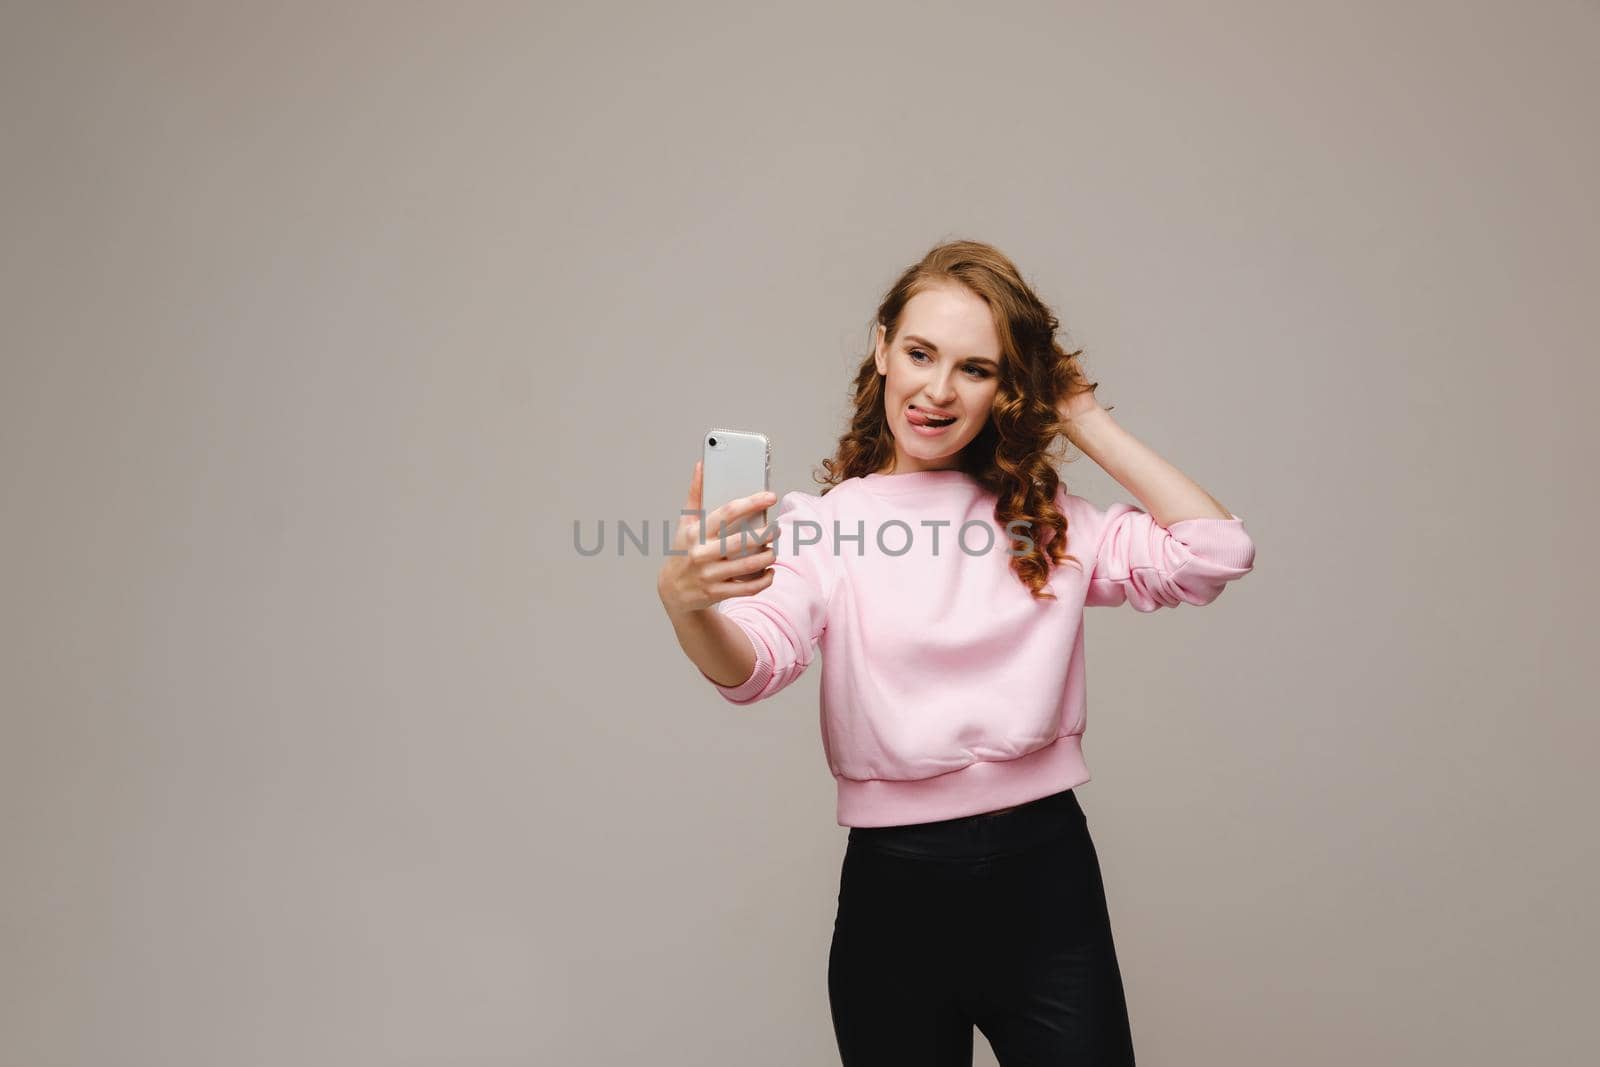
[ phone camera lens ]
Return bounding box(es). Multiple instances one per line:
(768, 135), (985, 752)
(708, 436), (718, 447)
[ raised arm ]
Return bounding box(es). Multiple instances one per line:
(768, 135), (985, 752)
(1058, 391), (1233, 526)
(1057, 390), (1255, 611)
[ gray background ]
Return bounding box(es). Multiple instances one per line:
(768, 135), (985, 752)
(3, 2), (1596, 1064)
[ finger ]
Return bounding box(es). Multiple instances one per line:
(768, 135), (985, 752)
(707, 546), (777, 582)
(704, 514), (773, 556)
(709, 569), (775, 600)
(707, 490), (777, 537)
(685, 459), (703, 513)
(703, 532), (772, 564)
(698, 511), (777, 568)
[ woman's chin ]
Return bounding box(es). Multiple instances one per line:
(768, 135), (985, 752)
(899, 439), (969, 465)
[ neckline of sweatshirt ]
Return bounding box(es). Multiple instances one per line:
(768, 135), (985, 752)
(858, 468), (977, 492)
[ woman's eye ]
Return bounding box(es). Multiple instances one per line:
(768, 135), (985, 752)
(909, 348), (991, 379)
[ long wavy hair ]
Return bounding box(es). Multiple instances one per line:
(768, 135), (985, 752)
(814, 239), (1113, 601)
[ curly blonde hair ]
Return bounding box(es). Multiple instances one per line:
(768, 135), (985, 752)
(814, 238), (1112, 601)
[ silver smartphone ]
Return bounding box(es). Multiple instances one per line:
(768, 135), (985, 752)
(702, 428), (771, 579)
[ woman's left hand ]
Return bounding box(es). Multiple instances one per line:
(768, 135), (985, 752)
(1058, 384), (1104, 422)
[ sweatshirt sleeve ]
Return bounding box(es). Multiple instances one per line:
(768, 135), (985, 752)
(698, 491), (838, 705)
(1065, 492), (1256, 611)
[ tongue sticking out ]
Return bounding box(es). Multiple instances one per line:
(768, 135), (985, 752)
(909, 409), (956, 427)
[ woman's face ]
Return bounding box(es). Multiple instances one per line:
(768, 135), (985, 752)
(873, 283), (1003, 474)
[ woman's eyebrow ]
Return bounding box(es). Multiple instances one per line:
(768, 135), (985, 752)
(904, 334), (999, 366)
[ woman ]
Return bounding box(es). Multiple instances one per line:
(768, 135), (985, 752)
(656, 240), (1256, 1065)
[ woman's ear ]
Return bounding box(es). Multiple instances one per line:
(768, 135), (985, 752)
(873, 323), (887, 375)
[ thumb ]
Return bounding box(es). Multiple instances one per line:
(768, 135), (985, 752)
(684, 459), (703, 515)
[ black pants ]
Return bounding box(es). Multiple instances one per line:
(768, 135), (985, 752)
(828, 787), (1136, 1066)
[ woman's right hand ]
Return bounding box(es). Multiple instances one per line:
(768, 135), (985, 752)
(657, 460), (779, 617)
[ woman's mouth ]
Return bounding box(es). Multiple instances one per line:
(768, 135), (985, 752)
(906, 406), (958, 435)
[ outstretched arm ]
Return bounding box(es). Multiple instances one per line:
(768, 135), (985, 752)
(1058, 391), (1234, 525)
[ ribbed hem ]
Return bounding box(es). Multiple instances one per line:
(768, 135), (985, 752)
(1166, 514), (1255, 570)
(834, 732), (1092, 828)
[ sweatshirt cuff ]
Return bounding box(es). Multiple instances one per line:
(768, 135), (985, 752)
(700, 621), (775, 705)
(1165, 514), (1256, 570)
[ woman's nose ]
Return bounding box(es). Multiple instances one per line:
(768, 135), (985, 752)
(927, 374), (958, 402)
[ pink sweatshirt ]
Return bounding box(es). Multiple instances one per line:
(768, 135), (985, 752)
(699, 468), (1256, 827)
